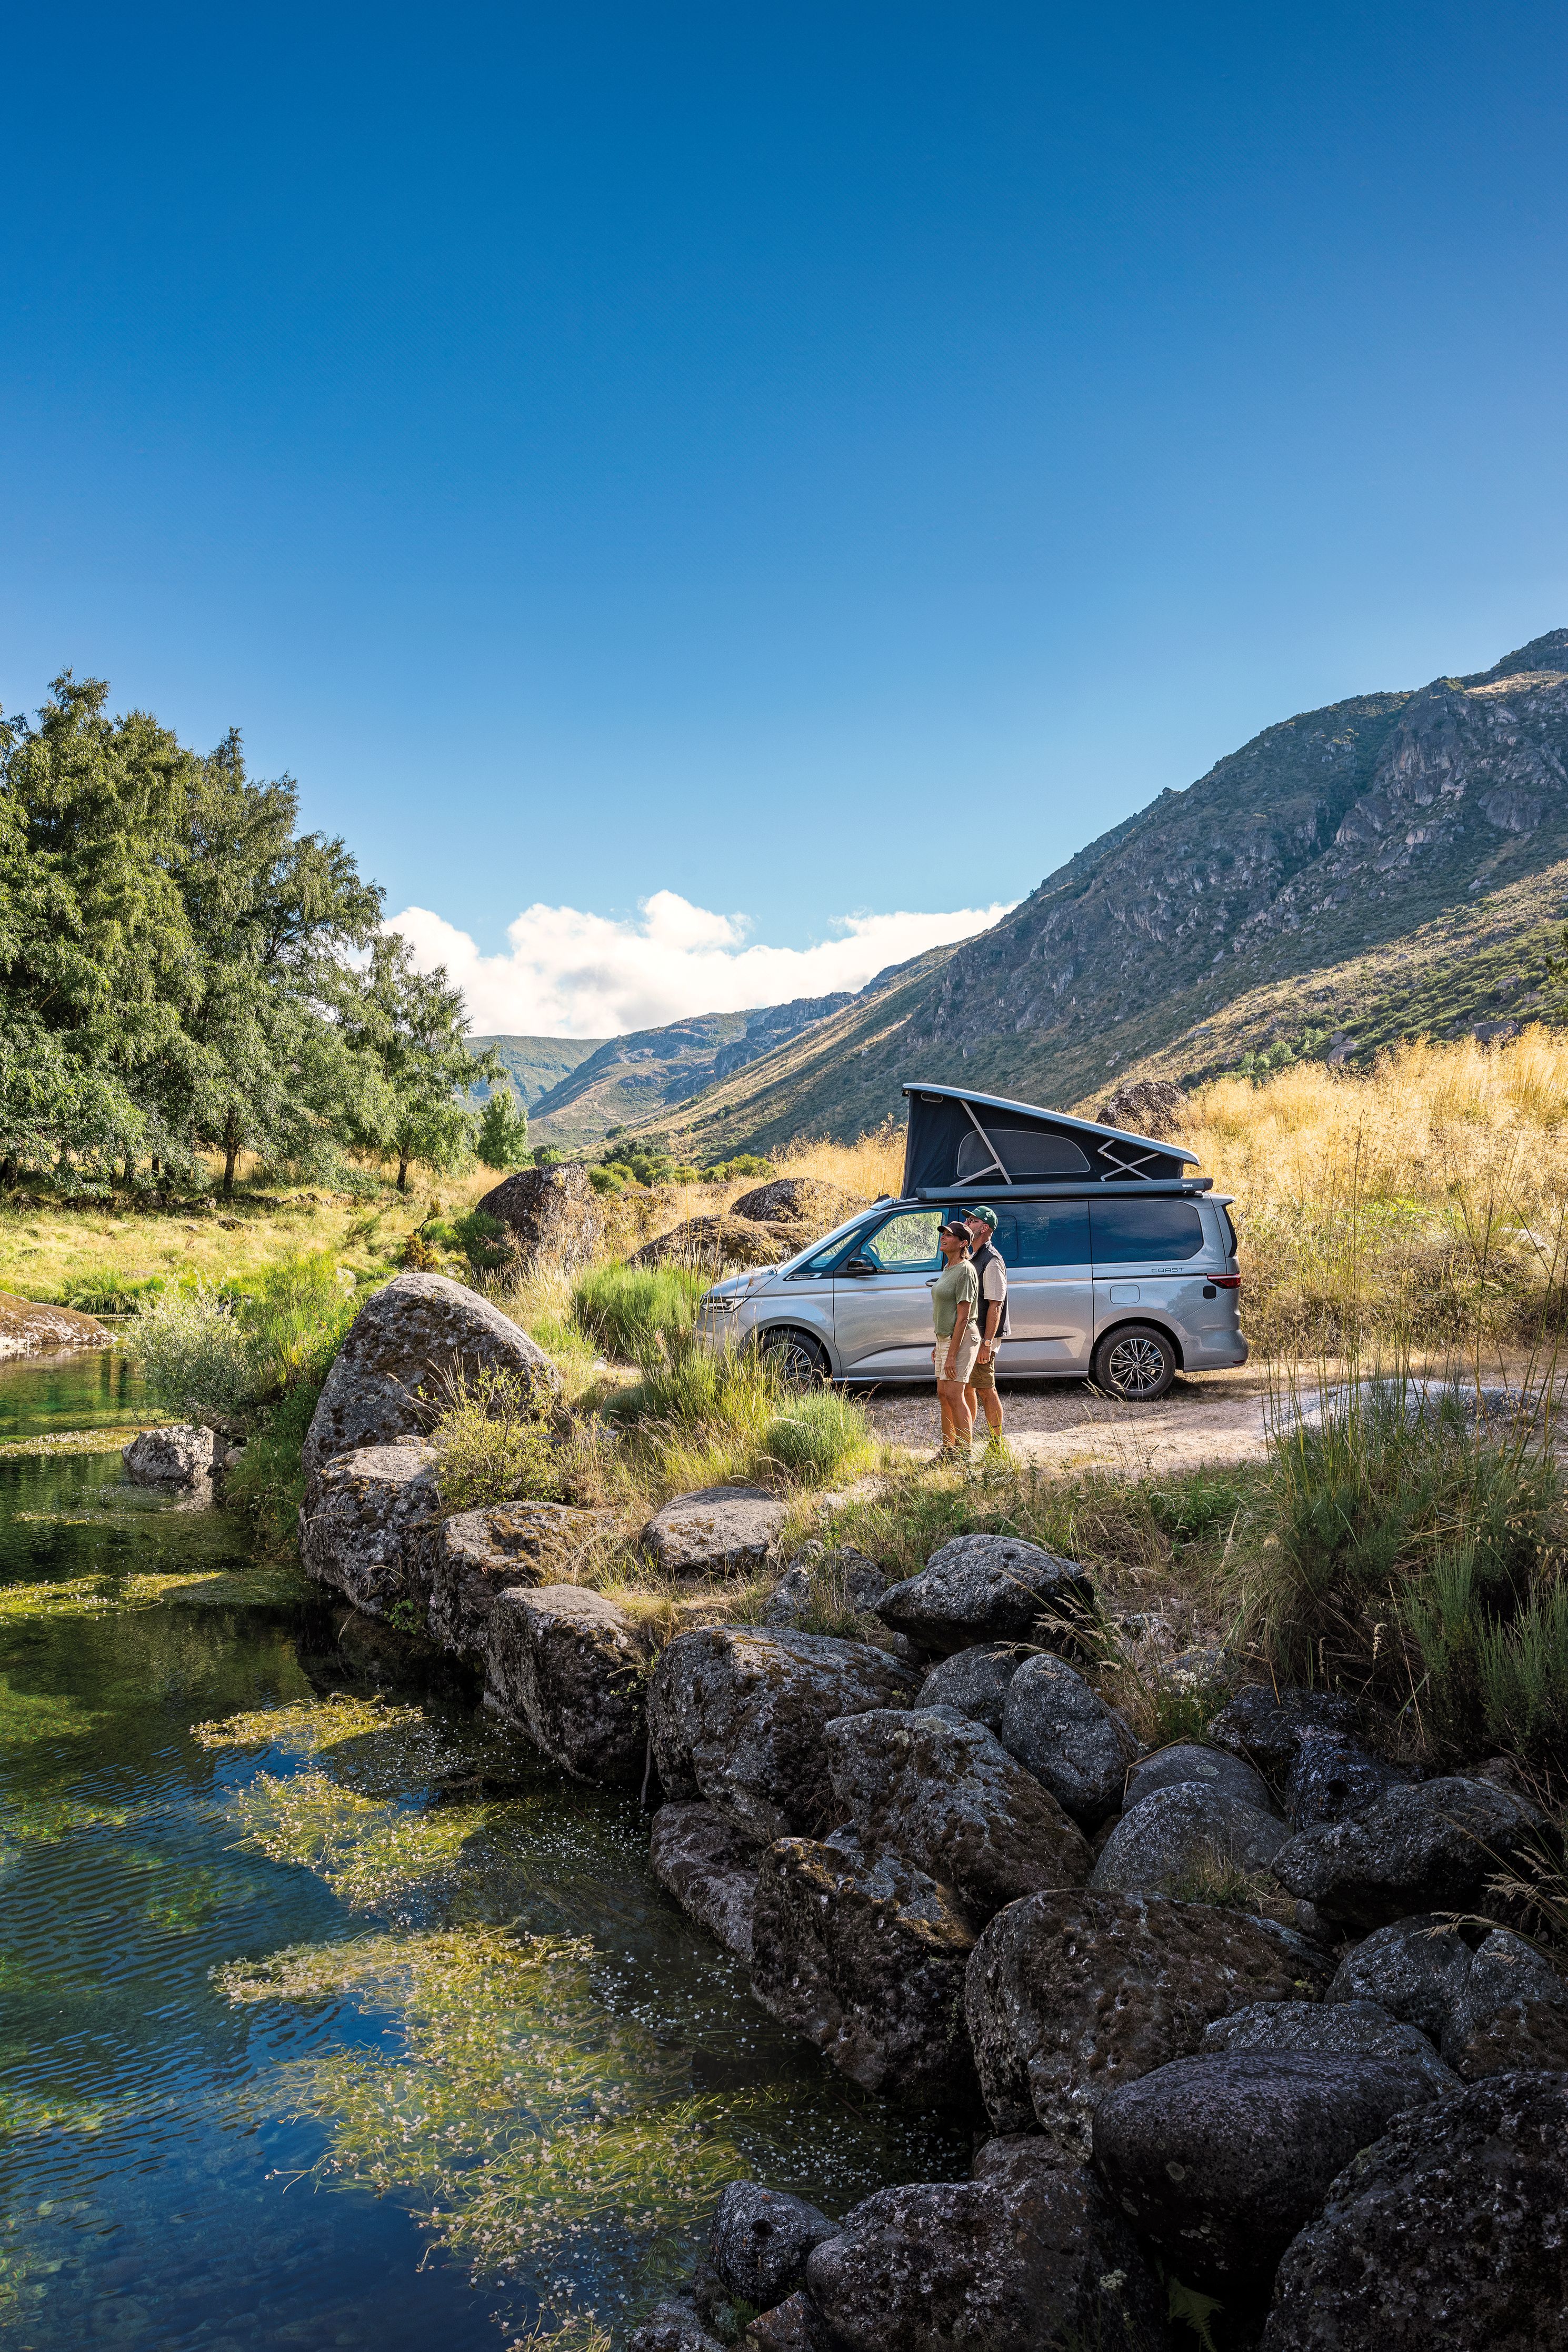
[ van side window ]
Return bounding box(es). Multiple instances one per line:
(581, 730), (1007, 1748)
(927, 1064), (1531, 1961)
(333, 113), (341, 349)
(1090, 1199), (1205, 1263)
(860, 1210), (943, 1271)
(1008, 1203), (1092, 1265)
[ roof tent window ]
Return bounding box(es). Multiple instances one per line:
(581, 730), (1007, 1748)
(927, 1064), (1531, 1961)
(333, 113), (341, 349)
(955, 1124), (1090, 1182)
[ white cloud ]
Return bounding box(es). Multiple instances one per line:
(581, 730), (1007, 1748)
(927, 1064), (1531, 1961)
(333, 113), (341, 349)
(386, 889), (1014, 1038)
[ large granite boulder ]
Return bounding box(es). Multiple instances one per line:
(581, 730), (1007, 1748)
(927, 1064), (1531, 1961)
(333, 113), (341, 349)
(630, 1215), (800, 1272)
(1326, 1913), (1474, 2042)
(425, 1499), (611, 1659)
(1271, 1777), (1547, 1932)
(646, 1627), (919, 1844)
(476, 1163), (604, 1271)
(484, 1584), (648, 1785)
(644, 1487), (790, 1576)
(764, 1547), (888, 1628)
(803, 2135), (1175, 2352)
(708, 2182), (837, 2309)
(915, 1643), (1028, 1732)
(1095, 1079), (1188, 1138)
(301, 1272), (558, 1479)
(998, 1652), (1139, 1827)
(750, 1835), (978, 2104)
(1208, 1683), (1360, 1776)
(625, 2298), (725, 2352)
(1441, 1928), (1568, 2079)
(649, 1800), (761, 1960)
(1124, 1741), (1274, 1815)
(965, 1890), (1328, 2156)
(1092, 2049), (1449, 2286)
(877, 1534), (1093, 1655)
(299, 1443), (442, 1618)
(729, 1177), (856, 1229)
(1090, 1781), (1290, 1896)
(123, 1422), (216, 1487)
(824, 1706), (1091, 1924)
(1261, 2071), (1568, 2350)
(1200, 1998), (1459, 2095)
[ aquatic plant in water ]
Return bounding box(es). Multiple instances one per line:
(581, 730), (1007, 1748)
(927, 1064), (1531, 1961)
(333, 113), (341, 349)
(226, 1770), (482, 1908)
(220, 1929), (784, 2319)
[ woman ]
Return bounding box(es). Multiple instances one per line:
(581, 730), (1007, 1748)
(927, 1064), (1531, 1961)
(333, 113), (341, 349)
(931, 1219), (980, 1460)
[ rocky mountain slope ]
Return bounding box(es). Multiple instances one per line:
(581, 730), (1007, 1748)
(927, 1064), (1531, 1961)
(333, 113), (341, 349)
(517, 988), (862, 1147)
(632, 629), (1568, 1152)
(468, 1035), (609, 1109)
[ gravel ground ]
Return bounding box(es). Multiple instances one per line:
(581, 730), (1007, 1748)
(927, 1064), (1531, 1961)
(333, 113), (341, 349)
(862, 1364), (1297, 1476)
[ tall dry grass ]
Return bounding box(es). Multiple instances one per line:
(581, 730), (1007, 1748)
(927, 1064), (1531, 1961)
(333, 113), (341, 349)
(1180, 1030), (1568, 1355)
(770, 1118), (905, 1202)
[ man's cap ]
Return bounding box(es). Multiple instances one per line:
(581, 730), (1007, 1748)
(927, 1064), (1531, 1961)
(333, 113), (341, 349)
(962, 1204), (998, 1231)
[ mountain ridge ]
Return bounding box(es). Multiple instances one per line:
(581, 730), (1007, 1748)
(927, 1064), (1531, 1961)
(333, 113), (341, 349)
(623, 627), (1568, 1151)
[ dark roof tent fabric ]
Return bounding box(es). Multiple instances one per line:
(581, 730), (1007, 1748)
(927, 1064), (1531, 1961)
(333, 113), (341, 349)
(901, 1084), (1198, 1197)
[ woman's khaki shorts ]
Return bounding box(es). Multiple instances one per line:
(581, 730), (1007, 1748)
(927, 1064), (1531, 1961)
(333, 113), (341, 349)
(934, 1327), (982, 1386)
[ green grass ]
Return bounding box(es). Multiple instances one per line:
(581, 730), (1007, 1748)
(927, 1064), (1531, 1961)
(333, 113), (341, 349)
(756, 1392), (875, 1486)
(571, 1263), (707, 1360)
(427, 1364), (563, 1510)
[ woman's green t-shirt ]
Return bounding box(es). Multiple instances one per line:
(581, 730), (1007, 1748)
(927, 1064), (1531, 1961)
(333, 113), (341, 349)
(931, 1257), (979, 1339)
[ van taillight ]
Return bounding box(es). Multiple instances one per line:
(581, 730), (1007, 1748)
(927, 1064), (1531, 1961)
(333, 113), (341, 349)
(1211, 1274), (1241, 1289)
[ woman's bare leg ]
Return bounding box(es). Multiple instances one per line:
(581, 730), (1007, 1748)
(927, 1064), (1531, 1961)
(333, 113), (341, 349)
(938, 1379), (973, 1448)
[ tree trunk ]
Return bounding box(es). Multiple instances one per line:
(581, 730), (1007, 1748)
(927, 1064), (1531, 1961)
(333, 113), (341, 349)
(223, 1110), (240, 1199)
(0, 1155), (16, 1189)
(123, 1153), (135, 1189)
(397, 1155), (410, 1192)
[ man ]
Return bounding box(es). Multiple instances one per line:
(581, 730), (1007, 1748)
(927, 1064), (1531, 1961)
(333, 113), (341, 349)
(962, 1205), (1008, 1445)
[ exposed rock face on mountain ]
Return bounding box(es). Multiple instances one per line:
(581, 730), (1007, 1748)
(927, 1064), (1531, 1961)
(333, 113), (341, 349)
(630, 630), (1568, 1154)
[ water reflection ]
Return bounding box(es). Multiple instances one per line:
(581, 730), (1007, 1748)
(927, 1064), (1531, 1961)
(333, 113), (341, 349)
(0, 1354), (961, 2349)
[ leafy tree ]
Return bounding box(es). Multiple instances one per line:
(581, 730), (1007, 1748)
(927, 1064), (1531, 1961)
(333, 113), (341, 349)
(173, 730), (385, 1193)
(475, 1084), (530, 1170)
(344, 935), (502, 1190)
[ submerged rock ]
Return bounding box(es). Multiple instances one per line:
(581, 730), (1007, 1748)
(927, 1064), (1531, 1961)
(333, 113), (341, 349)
(646, 1626), (918, 1845)
(998, 1652), (1138, 1827)
(803, 2135), (1174, 2352)
(484, 1583), (648, 1785)
(625, 2296), (726, 2352)
(824, 1706), (1091, 1924)
(425, 1499), (611, 1659)
(709, 2182), (837, 2308)
(1271, 1777), (1547, 1932)
(1262, 2071), (1568, 2350)
(749, 1834), (978, 2104)
(649, 1801), (761, 1961)
(1090, 1781), (1289, 1897)
(301, 1271), (557, 1479)
(1092, 2048), (1448, 2286)
(876, 1533), (1093, 1655)
(299, 1442), (442, 1619)
(965, 1890), (1326, 2156)
(644, 1487), (790, 1576)
(122, 1422), (216, 1487)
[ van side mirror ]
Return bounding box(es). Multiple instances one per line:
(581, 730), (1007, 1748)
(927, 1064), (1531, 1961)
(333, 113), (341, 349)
(841, 1257), (876, 1276)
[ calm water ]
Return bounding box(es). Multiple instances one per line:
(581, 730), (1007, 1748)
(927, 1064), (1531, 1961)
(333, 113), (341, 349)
(0, 1353), (960, 2351)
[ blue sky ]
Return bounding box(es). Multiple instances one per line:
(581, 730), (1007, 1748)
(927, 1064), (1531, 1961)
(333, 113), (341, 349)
(3, 3), (1565, 1033)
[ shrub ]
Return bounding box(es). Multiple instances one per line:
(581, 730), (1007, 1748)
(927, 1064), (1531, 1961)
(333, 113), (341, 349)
(1476, 1580), (1568, 1758)
(125, 1284), (260, 1410)
(428, 1364), (561, 1510)
(757, 1391), (874, 1486)
(572, 1264), (706, 1360)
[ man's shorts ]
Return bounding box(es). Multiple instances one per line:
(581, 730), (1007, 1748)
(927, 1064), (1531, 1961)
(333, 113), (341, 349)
(968, 1348), (1001, 1394)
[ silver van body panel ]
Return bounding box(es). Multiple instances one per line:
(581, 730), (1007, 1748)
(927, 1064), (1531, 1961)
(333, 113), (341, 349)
(693, 1191), (1246, 1385)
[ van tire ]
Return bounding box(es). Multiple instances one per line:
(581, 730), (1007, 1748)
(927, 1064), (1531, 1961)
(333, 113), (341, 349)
(759, 1328), (830, 1386)
(1092, 1323), (1176, 1403)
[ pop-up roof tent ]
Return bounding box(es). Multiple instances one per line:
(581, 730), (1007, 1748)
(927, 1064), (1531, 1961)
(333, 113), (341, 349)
(900, 1083), (1204, 1200)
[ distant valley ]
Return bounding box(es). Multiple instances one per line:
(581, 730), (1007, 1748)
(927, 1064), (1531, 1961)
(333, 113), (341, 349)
(471, 627), (1568, 1155)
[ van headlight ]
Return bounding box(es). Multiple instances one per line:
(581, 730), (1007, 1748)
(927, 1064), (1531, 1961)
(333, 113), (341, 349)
(700, 1292), (740, 1312)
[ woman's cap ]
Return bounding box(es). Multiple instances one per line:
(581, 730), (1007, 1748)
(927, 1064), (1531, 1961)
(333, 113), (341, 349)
(938, 1220), (971, 1241)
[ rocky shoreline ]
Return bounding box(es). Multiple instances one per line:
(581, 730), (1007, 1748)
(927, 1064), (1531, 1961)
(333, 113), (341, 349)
(232, 1270), (1566, 2349)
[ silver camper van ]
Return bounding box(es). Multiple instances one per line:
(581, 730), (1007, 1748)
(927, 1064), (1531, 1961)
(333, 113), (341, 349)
(693, 1082), (1245, 1403)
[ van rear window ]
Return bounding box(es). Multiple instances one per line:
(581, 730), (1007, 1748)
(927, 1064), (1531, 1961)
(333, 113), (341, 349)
(1089, 1199), (1205, 1263)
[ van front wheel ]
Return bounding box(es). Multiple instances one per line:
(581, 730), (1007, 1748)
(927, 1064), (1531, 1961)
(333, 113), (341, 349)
(1092, 1323), (1176, 1403)
(759, 1328), (830, 1387)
